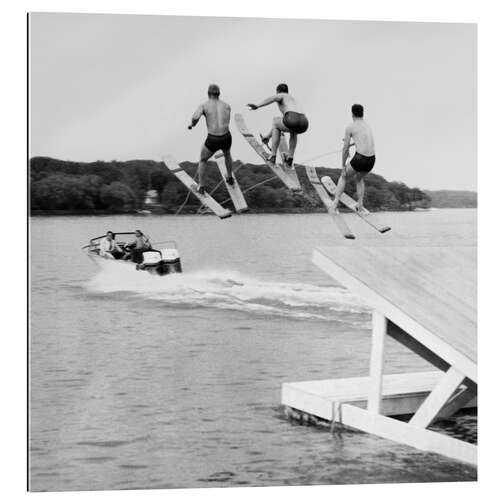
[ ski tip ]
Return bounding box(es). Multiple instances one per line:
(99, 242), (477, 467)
(344, 234), (356, 240)
(379, 227), (392, 233)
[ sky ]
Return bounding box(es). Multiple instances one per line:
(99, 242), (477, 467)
(29, 13), (476, 190)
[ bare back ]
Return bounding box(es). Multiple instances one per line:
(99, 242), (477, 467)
(346, 119), (375, 156)
(202, 98), (231, 135)
(277, 93), (302, 115)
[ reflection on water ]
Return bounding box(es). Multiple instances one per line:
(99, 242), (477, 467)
(29, 210), (477, 491)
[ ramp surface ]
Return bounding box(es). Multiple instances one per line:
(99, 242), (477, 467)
(313, 245), (477, 381)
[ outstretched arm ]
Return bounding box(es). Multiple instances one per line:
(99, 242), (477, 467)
(247, 94), (281, 110)
(188, 105), (204, 129)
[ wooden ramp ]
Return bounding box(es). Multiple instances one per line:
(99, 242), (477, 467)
(282, 245), (477, 465)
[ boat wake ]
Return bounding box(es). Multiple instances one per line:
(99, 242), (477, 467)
(84, 265), (369, 323)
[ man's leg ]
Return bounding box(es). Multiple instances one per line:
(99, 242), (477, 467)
(288, 132), (298, 162)
(223, 149), (234, 184)
(355, 172), (368, 211)
(198, 145), (213, 192)
(331, 163), (356, 211)
(269, 117), (290, 162)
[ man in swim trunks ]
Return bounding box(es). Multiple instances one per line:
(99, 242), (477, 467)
(188, 84), (234, 195)
(331, 104), (376, 212)
(247, 83), (308, 166)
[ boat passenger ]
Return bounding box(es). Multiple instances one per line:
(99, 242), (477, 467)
(128, 230), (152, 263)
(99, 231), (124, 259)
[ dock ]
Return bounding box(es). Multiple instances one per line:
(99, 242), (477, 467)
(281, 245), (477, 465)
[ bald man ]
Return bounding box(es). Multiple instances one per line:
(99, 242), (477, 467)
(188, 84), (234, 195)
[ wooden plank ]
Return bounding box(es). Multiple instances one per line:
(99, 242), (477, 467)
(305, 166), (355, 239)
(162, 155), (232, 219)
(435, 379), (477, 420)
(281, 371), (477, 421)
(314, 247), (477, 361)
(321, 175), (391, 233)
(410, 367), (465, 428)
(312, 248), (477, 381)
(354, 247), (476, 360)
(338, 404), (477, 465)
(368, 311), (386, 413)
(387, 321), (450, 372)
(360, 246), (476, 327)
(234, 113), (301, 192)
(371, 246), (476, 316)
(285, 371), (445, 400)
(405, 246), (477, 290)
(213, 152), (248, 213)
(383, 246), (476, 288)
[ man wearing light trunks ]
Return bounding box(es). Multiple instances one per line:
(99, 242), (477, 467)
(331, 104), (376, 212)
(189, 84), (234, 195)
(247, 83), (309, 166)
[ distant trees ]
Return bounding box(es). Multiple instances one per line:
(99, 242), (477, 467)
(31, 174), (104, 210)
(30, 156), (434, 214)
(423, 190), (476, 208)
(99, 182), (137, 210)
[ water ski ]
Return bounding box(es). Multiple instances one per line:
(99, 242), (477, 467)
(305, 166), (355, 240)
(277, 135), (302, 192)
(162, 155), (232, 219)
(234, 113), (302, 192)
(320, 176), (391, 233)
(214, 152), (248, 213)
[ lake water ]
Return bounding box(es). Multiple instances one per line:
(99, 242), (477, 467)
(29, 209), (477, 491)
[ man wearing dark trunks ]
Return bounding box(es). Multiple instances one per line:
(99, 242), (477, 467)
(247, 83), (308, 166)
(189, 84), (234, 195)
(331, 104), (376, 212)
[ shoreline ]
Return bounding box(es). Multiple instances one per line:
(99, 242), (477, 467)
(29, 207), (474, 217)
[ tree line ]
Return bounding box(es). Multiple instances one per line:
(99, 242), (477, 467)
(30, 156), (432, 214)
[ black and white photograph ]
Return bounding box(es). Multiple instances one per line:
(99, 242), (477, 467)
(26, 6), (480, 495)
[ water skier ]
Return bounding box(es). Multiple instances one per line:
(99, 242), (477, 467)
(247, 83), (309, 166)
(188, 84), (234, 195)
(331, 104), (376, 213)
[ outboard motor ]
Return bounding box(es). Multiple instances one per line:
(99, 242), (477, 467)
(160, 247), (182, 274)
(133, 243), (182, 276)
(136, 250), (163, 274)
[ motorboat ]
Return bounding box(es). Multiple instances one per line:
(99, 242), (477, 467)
(82, 232), (182, 276)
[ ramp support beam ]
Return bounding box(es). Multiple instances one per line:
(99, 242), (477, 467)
(368, 311), (386, 413)
(410, 366), (465, 428)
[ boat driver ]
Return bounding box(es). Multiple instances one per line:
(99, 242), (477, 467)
(127, 230), (152, 263)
